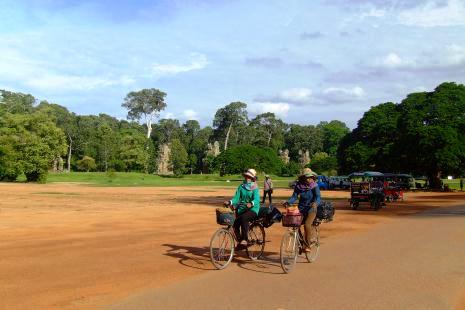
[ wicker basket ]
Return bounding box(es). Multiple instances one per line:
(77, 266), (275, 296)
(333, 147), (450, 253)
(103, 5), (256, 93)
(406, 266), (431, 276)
(216, 208), (235, 226)
(282, 213), (303, 227)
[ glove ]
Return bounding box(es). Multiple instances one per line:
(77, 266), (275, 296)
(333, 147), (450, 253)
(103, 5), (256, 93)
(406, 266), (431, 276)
(246, 202), (253, 209)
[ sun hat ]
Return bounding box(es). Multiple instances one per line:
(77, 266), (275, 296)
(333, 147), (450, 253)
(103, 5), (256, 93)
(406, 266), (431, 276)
(301, 167), (318, 178)
(243, 169), (257, 180)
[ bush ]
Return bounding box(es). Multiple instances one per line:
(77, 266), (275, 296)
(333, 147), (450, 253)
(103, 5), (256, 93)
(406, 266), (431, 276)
(77, 156), (97, 172)
(214, 145), (282, 176)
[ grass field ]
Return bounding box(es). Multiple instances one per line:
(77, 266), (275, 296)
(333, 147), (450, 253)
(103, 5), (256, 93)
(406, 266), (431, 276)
(46, 172), (296, 187)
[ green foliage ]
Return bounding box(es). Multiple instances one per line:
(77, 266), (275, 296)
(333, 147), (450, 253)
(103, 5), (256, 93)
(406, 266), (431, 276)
(338, 82), (465, 187)
(76, 156), (97, 172)
(249, 112), (286, 150)
(118, 129), (151, 172)
(0, 112), (67, 182)
(317, 120), (350, 155)
(306, 152), (338, 175)
(284, 124), (324, 160)
(169, 138), (188, 176)
(214, 145), (282, 176)
(213, 101), (248, 150)
(0, 90), (35, 114)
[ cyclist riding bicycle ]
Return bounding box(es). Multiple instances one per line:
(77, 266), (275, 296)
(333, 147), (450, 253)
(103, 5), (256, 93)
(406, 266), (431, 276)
(283, 168), (321, 252)
(224, 168), (260, 251)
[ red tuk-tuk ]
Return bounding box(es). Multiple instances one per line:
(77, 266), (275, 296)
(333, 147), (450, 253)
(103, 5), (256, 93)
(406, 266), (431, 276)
(348, 172), (385, 211)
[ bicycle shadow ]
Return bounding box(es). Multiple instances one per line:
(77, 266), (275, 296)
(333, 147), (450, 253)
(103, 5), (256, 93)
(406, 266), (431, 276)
(162, 243), (216, 270)
(162, 243), (286, 273)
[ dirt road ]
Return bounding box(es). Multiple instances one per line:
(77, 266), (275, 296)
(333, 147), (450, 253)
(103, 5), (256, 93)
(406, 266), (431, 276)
(0, 183), (464, 309)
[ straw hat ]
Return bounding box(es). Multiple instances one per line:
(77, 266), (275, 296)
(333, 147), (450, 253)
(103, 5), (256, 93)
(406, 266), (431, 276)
(243, 169), (257, 180)
(301, 167), (318, 178)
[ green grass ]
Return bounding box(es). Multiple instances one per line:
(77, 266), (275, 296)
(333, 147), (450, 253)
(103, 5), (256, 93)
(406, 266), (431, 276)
(46, 172), (296, 187)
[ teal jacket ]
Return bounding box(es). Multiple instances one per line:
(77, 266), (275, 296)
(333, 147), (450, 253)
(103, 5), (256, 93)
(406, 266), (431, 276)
(230, 181), (260, 215)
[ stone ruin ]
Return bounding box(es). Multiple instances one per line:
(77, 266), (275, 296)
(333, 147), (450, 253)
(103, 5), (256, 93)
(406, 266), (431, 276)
(206, 141), (221, 157)
(157, 143), (173, 175)
(278, 149), (290, 165)
(299, 149), (310, 172)
(51, 157), (64, 173)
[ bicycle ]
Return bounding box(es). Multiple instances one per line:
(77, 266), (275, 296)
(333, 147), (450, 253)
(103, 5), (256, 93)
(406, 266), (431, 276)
(280, 214), (320, 274)
(209, 206), (266, 270)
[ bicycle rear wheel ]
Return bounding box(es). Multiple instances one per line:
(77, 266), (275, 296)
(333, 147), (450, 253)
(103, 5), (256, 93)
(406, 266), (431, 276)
(280, 230), (298, 274)
(304, 225), (320, 263)
(209, 228), (235, 270)
(246, 223), (265, 260)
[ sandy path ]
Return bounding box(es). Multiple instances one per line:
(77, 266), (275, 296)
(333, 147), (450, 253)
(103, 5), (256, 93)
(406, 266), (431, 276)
(0, 183), (464, 309)
(111, 205), (465, 310)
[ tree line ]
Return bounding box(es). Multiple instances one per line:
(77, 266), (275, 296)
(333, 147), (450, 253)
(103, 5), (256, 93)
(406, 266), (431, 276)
(1, 81), (464, 186)
(0, 88), (349, 182)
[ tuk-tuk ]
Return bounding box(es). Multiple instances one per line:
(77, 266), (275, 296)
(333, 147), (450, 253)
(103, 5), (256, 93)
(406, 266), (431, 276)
(348, 171), (385, 210)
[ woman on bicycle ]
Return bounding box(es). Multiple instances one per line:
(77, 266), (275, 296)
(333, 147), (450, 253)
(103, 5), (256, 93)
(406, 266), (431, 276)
(283, 168), (321, 251)
(224, 168), (260, 250)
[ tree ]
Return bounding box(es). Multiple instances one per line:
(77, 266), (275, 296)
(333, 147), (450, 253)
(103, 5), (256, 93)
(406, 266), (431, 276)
(307, 152), (338, 175)
(213, 102), (248, 151)
(214, 145), (282, 176)
(169, 138), (188, 176)
(317, 120), (350, 156)
(122, 88), (167, 138)
(249, 112), (286, 149)
(118, 129), (150, 171)
(0, 112), (67, 182)
(36, 101), (78, 172)
(0, 90), (35, 114)
(284, 124), (324, 160)
(97, 123), (115, 171)
(76, 156), (97, 172)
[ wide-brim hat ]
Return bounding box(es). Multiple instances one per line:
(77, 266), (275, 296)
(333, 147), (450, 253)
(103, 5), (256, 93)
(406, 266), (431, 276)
(243, 168), (257, 180)
(301, 167), (318, 178)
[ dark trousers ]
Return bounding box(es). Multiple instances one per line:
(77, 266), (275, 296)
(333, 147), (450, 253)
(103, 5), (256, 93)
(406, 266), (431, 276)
(262, 190), (272, 204)
(233, 210), (256, 242)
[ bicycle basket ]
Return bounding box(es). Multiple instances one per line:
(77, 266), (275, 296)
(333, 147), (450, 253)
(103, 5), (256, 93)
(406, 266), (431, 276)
(282, 213), (303, 227)
(216, 208), (235, 226)
(316, 201), (335, 222)
(263, 205), (282, 228)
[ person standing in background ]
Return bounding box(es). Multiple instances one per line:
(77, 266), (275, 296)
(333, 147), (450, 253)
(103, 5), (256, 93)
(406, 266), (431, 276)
(460, 178), (464, 191)
(262, 175), (273, 205)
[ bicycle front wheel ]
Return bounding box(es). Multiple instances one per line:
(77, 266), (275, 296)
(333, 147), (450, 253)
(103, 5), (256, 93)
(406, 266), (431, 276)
(246, 223), (265, 260)
(280, 230), (298, 274)
(304, 224), (320, 263)
(209, 228), (235, 270)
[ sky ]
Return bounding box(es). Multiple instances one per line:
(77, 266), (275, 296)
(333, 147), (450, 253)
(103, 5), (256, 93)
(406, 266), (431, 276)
(1, 0), (465, 128)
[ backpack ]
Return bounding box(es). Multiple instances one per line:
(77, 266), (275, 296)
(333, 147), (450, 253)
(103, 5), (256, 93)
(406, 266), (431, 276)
(316, 201), (335, 222)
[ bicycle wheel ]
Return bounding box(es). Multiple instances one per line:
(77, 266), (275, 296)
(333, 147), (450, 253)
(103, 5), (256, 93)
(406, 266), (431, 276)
(246, 223), (265, 260)
(209, 228), (235, 270)
(304, 224), (320, 263)
(280, 230), (298, 274)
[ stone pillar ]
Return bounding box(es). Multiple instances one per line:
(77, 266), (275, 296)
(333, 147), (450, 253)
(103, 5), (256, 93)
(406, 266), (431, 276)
(157, 144), (173, 175)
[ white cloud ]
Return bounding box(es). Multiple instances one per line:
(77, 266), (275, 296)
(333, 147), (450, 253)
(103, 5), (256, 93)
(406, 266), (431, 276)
(320, 86), (366, 102)
(152, 53), (208, 76)
(398, 0), (465, 27)
(249, 102), (290, 118)
(382, 53), (404, 67)
(255, 87), (313, 106)
(161, 112), (175, 119)
(182, 109), (199, 120)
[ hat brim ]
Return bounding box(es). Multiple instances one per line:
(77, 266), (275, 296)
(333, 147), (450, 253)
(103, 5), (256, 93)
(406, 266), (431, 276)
(243, 172), (256, 179)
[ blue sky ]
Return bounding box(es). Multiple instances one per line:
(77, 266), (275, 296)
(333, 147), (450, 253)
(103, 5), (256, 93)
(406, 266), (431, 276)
(1, 0), (465, 128)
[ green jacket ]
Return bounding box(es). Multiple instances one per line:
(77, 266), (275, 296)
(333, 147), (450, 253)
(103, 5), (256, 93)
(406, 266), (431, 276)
(230, 181), (260, 215)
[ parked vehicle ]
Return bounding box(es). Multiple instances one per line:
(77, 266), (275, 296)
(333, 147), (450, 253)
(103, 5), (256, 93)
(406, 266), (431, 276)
(329, 176), (350, 189)
(317, 175), (330, 190)
(348, 171), (385, 210)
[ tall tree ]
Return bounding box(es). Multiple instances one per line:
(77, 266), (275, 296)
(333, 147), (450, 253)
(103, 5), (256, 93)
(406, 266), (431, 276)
(213, 102), (248, 151)
(317, 120), (350, 156)
(122, 88), (167, 138)
(169, 138), (188, 176)
(0, 90), (35, 114)
(284, 124), (324, 160)
(249, 112), (286, 149)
